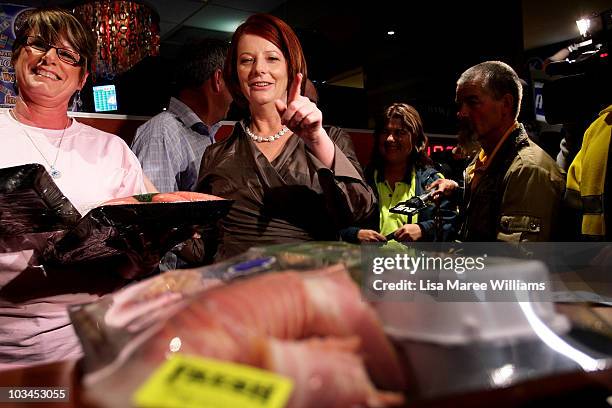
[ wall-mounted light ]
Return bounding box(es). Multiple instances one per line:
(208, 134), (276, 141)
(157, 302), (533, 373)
(576, 18), (590, 37)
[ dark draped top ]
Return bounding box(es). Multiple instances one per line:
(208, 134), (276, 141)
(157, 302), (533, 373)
(196, 121), (376, 260)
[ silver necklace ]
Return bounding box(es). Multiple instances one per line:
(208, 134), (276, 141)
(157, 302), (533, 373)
(245, 123), (289, 143)
(10, 110), (69, 179)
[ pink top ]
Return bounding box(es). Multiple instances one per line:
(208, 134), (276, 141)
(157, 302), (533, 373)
(0, 111), (147, 369)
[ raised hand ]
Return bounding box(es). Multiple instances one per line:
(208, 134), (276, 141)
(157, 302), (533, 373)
(275, 73), (335, 167)
(275, 73), (324, 145)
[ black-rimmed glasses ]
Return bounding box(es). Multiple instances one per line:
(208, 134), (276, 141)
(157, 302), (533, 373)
(25, 36), (82, 66)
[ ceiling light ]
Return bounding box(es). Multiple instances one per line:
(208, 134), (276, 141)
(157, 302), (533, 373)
(387, 30), (395, 36)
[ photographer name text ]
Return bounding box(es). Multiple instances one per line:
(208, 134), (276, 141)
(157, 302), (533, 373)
(372, 279), (546, 291)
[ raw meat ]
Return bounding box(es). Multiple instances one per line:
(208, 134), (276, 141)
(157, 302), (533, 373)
(82, 265), (405, 407)
(102, 191), (225, 205)
(172, 191), (224, 201)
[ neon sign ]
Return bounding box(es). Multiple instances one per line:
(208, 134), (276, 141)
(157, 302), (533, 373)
(427, 145), (454, 156)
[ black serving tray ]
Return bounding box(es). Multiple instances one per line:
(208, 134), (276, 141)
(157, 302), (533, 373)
(47, 199), (232, 266)
(1, 163), (233, 276)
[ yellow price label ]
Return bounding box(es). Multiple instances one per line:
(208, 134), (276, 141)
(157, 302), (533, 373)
(133, 354), (294, 408)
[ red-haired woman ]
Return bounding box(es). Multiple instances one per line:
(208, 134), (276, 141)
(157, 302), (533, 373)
(197, 14), (375, 260)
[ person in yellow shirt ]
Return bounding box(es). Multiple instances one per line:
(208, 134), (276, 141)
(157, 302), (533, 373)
(565, 105), (612, 240)
(340, 103), (457, 243)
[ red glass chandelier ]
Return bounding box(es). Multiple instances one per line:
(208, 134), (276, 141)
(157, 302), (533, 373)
(73, 1), (160, 80)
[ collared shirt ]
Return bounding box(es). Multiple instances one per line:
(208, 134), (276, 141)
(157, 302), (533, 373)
(131, 97), (221, 192)
(467, 121), (519, 191)
(375, 168), (419, 236)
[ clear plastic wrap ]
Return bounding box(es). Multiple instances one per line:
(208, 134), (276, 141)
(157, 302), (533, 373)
(69, 242), (612, 407)
(70, 249), (406, 408)
(0, 164), (80, 252)
(43, 197), (233, 278)
(365, 244), (612, 402)
(70, 242), (363, 374)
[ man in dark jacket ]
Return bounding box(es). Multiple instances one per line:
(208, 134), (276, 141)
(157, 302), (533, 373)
(433, 61), (565, 241)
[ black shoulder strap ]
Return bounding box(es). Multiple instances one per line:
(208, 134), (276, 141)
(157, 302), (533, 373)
(605, 122), (612, 239)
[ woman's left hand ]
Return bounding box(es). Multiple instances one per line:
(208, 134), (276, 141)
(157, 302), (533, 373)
(275, 73), (334, 167)
(394, 224), (423, 242)
(275, 73), (324, 143)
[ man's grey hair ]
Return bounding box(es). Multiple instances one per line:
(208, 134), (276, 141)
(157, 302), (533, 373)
(174, 38), (229, 91)
(457, 61), (523, 120)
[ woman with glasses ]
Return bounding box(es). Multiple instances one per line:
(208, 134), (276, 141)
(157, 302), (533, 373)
(341, 103), (457, 243)
(197, 14), (376, 260)
(0, 8), (152, 368)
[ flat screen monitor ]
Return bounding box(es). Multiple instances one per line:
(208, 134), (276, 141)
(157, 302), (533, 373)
(92, 84), (118, 112)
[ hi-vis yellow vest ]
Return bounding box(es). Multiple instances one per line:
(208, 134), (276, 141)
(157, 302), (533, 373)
(566, 105), (612, 238)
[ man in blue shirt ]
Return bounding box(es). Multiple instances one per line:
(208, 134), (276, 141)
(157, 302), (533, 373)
(132, 38), (232, 192)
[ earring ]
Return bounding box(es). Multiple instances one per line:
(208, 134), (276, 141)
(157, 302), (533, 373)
(71, 90), (83, 112)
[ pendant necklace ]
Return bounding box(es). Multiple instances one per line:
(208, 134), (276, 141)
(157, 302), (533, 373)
(10, 110), (69, 179)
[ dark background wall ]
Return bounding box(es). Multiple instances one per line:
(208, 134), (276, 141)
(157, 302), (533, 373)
(8, 0), (612, 135)
(361, 1), (525, 133)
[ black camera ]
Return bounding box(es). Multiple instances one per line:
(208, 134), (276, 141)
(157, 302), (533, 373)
(543, 9), (611, 124)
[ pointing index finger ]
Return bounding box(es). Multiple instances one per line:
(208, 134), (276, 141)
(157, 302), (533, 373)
(287, 72), (303, 103)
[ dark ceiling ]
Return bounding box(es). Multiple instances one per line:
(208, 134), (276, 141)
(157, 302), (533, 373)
(9, 0), (612, 82)
(6, 0), (611, 129)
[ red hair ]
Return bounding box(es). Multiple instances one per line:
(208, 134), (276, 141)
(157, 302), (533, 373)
(224, 14), (307, 108)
